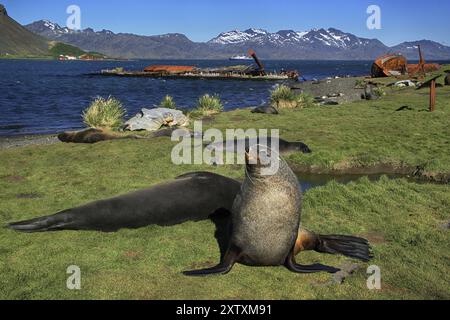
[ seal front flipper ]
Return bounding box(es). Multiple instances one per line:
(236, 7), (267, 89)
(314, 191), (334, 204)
(183, 245), (241, 277)
(285, 247), (340, 274)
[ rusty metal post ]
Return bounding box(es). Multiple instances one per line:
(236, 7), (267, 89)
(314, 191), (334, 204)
(429, 79), (436, 112)
(248, 49), (265, 74)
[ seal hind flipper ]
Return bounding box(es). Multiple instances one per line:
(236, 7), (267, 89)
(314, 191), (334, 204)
(314, 234), (373, 262)
(8, 212), (73, 233)
(285, 248), (340, 274)
(183, 246), (241, 277)
(295, 229), (373, 262)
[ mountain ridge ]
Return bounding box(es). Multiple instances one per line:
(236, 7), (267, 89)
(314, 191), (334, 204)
(23, 19), (450, 60)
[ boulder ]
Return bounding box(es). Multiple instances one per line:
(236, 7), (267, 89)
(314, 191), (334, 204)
(123, 108), (189, 132)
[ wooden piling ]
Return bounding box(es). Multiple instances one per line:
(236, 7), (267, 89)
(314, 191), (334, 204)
(429, 79), (436, 112)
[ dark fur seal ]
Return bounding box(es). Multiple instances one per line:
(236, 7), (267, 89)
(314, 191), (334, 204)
(206, 136), (312, 155)
(58, 128), (200, 144)
(445, 73), (450, 86)
(8, 171), (371, 263)
(251, 105), (279, 115)
(58, 128), (144, 144)
(8, 172), (240, 232)
(183, 148), (368, 276)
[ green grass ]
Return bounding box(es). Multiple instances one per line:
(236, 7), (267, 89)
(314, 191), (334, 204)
(0, 79), (449, 299)
(191, 94), (224, 117)
(82, 96), (126, 130)
(159, 95), (177, 109)
(49, 42), (85, 58)
(207, 84), (450, 177)
(270, 84), (315, 109)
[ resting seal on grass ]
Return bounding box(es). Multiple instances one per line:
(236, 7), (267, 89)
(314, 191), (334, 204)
(58, 128), (144, 144)
(205, 136), (312, 156)
(8, 172), (241, 232)
(58, 127), (200, 144)
(251, 105), (279, 115)
(9, 171), (372, 266)
(183, 147), (371, 276)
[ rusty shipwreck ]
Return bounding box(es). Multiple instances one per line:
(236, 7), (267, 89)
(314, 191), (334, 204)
(92, 50), (300, 81)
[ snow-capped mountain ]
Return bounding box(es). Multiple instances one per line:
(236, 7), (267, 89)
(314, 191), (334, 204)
(26, 20), (114, 37)
(25, 20), (450, 60)
(209, 27), (388, 51)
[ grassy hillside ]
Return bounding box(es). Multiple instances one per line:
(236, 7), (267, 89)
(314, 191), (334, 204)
(0, 5), (49, 57)
(0, 5), (107, 60)
(48, 42), (85, 58)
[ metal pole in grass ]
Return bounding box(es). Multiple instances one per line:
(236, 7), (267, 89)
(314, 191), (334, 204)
(429, 79), (436, 112)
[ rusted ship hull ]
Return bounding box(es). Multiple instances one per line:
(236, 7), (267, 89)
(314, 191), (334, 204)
(371, 53), (408, 77)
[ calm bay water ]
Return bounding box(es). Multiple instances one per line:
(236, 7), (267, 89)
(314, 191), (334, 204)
(0, 59), (373, 136)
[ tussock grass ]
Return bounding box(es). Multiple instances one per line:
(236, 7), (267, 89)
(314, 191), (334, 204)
(159, 95), (177, 109)
(191, 94), (224, 117)
(270, 85), (315, 109)
(82, 96), (126, 130)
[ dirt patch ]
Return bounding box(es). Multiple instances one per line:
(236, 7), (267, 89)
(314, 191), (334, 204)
(0, 134), (60, 150)
(3, 175), (26, 183)
(361, 232), (386, 244)
(123, 250), (142, 260)
(200, 116), (215, 124)
(15, 193), (43, 199)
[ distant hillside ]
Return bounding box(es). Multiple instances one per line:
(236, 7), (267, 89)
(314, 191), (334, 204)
(0, 4), (49, 57)
(0, 4), (109, 59)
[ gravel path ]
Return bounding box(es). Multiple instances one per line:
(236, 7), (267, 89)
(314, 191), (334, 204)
(0, 135), (60, 150)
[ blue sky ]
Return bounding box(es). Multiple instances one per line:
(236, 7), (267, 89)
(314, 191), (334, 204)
(3, 0), (450, 46)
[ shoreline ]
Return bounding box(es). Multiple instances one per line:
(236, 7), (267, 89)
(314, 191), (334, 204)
(0, 134), (60, 150)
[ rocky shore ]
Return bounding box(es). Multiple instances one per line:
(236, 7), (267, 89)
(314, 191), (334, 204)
(291, 76), (368, 104)
(0, 134), (59, 150)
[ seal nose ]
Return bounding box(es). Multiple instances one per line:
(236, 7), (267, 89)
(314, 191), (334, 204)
(245, 147), (259, 165)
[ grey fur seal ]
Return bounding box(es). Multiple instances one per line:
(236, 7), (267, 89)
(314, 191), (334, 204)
(205, 136), (312, 155)
(251, 105), (279, 115)
(8, 172), (240, 232)
(183, 148), (359, 276)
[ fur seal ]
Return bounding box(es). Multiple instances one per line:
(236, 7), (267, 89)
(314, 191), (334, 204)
(9, 171), (371, 263)
(251, 105), (279, 115)
(205, 136), (312, 155)
(183, 147), (358, 276)
(58, 127), (200, 144)
(58, 128), (144, 144)
(445, 73), (450, 86)
(8, 172), (240, 232)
